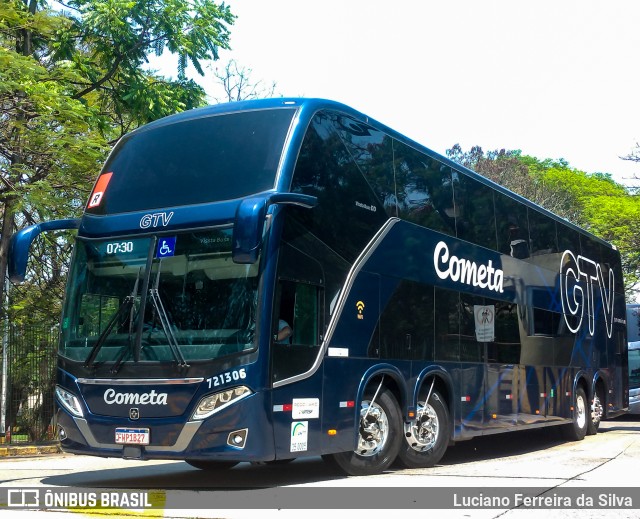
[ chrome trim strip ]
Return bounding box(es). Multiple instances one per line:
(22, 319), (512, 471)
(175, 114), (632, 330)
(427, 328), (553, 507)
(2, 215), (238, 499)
(76, 378), (204, 385)
(273, 217), (400, 388)
(73, 417), (202, 452)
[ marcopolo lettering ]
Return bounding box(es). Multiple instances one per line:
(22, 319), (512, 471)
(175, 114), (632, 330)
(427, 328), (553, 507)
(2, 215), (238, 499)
(103, 388), (168, 406)
(433, 241), (504, 293)
(560, 250), (615, 338)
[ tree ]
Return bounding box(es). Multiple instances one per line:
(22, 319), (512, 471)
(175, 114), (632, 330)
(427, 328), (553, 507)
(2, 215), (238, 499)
(0, 0), (235, 324)
(621, 142), (640, 192)
(211, 59), (278, 103)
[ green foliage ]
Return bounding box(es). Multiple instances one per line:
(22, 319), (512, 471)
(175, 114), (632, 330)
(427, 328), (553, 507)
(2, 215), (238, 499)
(0, 0), (234, 325)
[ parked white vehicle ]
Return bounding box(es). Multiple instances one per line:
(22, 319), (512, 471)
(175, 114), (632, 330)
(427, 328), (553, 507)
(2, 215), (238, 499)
(626, 305), (640, 414)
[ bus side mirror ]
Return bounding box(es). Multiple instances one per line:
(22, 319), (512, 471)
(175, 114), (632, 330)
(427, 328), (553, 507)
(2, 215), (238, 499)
(232, 192), (317, 264)
(9, 218), (81, 283)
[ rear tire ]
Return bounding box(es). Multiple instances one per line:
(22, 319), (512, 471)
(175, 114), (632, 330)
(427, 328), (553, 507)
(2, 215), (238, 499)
(562, 386), (588, 441)
(587, 386), (604, 435)
(396, 390), (450, 469)
(185, 460), (238, 470)
(327, 387), (402, 476)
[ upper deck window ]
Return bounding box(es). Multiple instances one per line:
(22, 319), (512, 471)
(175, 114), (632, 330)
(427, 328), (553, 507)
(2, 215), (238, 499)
(87, 108), (296, 215)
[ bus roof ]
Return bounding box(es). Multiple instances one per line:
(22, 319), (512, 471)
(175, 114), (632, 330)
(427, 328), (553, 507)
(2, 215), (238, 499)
(106, 97), (614, 250)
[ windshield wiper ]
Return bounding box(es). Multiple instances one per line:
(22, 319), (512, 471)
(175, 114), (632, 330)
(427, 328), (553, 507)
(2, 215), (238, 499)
(147, 268), (189, 368)
(109, 271), (143, 374)
(84, 273), (141, 369)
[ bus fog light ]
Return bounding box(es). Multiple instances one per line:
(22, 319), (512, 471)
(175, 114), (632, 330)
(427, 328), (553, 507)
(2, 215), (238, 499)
(227, 428), (248, 449)
(58, 426), (67, 441)
(191, 386), (252, 420)
(55, 385), (84, 418)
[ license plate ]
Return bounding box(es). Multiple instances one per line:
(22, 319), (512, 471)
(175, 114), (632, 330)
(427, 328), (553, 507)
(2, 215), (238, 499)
(115, 427), (149, 445)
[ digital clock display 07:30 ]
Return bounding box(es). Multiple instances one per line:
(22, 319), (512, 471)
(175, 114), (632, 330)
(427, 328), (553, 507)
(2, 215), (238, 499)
(104, 241), (135, 255)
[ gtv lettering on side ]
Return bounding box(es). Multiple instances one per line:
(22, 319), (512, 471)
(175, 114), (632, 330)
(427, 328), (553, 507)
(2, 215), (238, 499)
(560, 250), (615, 338)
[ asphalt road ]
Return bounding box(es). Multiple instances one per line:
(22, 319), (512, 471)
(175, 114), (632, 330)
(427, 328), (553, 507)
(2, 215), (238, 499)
(1, 414), (639, 518)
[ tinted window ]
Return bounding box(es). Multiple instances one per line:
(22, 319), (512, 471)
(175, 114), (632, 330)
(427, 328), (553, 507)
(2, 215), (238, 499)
(532, 308), (566, 336)
(434, 288), (460, 361)
(580, 235), (602, 266)
(280, 214), (350, 334)
(379, 279), (434, 361)
(452, 172), (497, 250)
(603, 246), (624, 295)
(558, 226), (581, 255)
(90, 108), (296, 214)
(334, 116), (397, 215)
(271, 280), (322, 382)
(291, 112), (388, 262)
(490, 301), (521, 363)
(459, 294), (485, 362)
(394, 142), (456, 235)
(528, 208), (558, 255)
(494, 192), (530, 258)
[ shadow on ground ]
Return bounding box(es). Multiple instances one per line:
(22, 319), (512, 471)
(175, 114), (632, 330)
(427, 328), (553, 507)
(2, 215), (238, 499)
(40, 423), (597, 489)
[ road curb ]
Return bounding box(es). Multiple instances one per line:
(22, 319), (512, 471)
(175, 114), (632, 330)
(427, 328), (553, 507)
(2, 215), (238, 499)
(0, 443), (61, 457)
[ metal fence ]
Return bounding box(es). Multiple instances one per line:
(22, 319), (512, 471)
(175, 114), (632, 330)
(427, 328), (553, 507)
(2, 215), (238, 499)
(1, 323), (59, 444)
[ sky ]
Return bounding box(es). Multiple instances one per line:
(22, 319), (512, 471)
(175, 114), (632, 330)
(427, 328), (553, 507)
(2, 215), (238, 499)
(151, 0), (640, 186)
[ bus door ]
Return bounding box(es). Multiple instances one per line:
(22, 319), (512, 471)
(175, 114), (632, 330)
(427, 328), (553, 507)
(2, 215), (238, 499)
(270, 279), (324, 459)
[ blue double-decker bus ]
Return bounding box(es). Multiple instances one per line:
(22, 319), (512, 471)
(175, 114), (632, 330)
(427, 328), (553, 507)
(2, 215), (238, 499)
(9, 98), (628, 476)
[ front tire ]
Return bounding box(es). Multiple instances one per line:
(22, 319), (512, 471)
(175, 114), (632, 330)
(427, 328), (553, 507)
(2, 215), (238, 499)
(327, 387), (402, 476)
(396, 390), (450, 468)
(562, 386), (588, 441)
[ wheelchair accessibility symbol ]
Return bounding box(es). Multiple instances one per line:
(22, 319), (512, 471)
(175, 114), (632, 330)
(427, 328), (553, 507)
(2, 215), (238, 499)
(156, 237), (176, 258)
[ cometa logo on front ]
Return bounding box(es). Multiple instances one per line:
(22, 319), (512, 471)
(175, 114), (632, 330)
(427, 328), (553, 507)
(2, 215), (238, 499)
(433, 241), (504, 294)
(103, 388), (168, 405)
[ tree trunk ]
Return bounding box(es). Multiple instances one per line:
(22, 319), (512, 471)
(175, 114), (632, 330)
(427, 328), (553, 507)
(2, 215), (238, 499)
(0, 199), (16, 321)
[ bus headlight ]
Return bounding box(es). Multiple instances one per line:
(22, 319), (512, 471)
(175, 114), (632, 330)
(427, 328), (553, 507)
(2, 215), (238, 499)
(55, 385), (84, 418)
(191, 386), (252, 420)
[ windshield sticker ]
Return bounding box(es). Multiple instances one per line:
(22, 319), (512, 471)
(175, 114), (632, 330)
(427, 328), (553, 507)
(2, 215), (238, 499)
(87, 172), (113, 208)
(156, 237), (176, 258)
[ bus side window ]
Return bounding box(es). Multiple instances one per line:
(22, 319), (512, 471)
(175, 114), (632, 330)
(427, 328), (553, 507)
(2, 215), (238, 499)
(292, 283), (320, 346)
(271, 281), (322, 383)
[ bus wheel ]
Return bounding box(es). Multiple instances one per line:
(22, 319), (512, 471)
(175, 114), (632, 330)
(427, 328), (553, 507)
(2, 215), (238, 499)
(397, 390), (449, 468)
(327, 387), (402, 476)
(185, 460), (238, 470)
(562, 386), (588, 441)
(587, 386), (604, 436)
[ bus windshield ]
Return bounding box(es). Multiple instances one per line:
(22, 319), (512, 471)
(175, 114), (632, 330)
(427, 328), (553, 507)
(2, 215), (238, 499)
(60, 228), (259, 364)
(86, 107), (296, 215)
